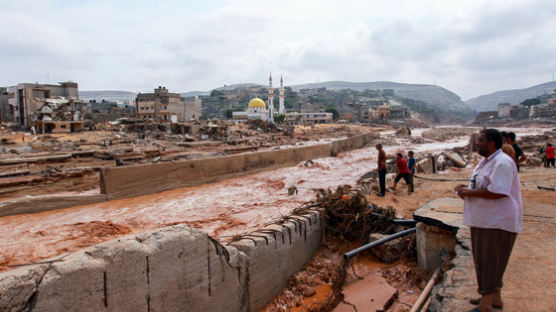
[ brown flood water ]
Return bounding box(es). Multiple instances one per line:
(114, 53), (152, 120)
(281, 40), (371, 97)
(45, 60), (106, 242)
(0, 134), (470, 270)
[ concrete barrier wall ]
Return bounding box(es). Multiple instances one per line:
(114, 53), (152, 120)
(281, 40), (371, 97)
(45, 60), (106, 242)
(0, 212), (322, 312)
(100, 144), (332, 198)
(0, 194), (108, 218)
(230, 212), (322, 311)
(101, 132), (378, 199)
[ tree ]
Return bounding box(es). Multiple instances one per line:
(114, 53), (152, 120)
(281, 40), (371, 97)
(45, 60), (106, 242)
(520, 97), (541, 107)
(325, 107), (339, 120)
(274, 114), (286, 123)
(210, 89), (225, 97)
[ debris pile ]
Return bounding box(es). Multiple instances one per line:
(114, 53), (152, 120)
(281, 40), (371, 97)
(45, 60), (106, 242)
(34, 97), (79, 122)
(301, 185), (396, 242)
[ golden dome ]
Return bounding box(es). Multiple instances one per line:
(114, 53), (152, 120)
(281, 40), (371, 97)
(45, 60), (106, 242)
(248, 98), (266, 108)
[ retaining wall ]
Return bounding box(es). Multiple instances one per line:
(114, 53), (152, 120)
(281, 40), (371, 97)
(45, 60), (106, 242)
(0, 211), (322, 312)
(0, 132), (378, 217)
(100, 132), (379, 199)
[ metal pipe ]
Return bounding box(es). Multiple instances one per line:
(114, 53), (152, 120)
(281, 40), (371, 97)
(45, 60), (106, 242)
(409, 267), (441, 312)
(343, 227), (416, 259)
(370, 212), (418, 227)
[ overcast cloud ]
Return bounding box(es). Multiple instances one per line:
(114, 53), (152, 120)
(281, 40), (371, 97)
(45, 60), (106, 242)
(1, 0), (555, 99)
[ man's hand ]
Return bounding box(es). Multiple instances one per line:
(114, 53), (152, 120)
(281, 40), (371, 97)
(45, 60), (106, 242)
(455, 184), (468, 199)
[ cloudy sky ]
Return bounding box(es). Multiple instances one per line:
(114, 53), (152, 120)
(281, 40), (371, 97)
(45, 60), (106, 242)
(1, 0), (555, 100)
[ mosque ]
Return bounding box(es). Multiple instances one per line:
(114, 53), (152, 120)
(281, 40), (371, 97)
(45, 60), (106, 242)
(232, 74), (285, 122)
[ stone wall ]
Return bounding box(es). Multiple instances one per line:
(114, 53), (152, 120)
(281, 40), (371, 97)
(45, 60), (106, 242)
(0, 212), (322, 312)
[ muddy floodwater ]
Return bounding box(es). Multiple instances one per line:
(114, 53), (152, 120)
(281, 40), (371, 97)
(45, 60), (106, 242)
(0, 127), (546, 269)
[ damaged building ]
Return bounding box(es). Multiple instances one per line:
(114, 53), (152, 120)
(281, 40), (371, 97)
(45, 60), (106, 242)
(6, 82), (79, 127)
(136, 87), (200, 122)
(0, 87), (9, 124)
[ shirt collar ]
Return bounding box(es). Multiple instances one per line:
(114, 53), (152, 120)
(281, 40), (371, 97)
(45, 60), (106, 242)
(485, 148), (502, 162)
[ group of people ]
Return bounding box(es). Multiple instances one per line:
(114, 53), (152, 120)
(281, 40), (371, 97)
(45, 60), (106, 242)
(375, 143), (415, 196)
(499, 131), (527, 171)
(540, 142), (555, 168)
(375, 129), (525, 312)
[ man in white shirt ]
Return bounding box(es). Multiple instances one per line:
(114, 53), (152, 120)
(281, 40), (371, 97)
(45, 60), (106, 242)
(455, 129), (522, 312)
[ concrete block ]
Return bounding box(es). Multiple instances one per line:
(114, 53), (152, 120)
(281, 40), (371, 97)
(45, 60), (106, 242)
(0, 264), (49, 312)
(230, 212), (322, 312)
(138, 225), (207, 312)
(139, 224), (246, 312)
(232, 233), (281, 311)
(416, 222), (456, 270)
(86, 237), (149, 312)
(32, 253), (107, 312)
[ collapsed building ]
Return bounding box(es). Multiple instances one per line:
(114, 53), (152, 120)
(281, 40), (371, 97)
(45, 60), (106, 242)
(33, 97), (83, 133)
(6, 82), (79, 127)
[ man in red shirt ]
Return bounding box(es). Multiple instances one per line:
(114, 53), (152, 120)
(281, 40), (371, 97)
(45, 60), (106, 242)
(546, 143), (555, 168)
(393, 152), (411, 193)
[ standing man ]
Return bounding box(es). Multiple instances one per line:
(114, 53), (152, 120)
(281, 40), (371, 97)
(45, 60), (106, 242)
(392, 153), (412, 193)
(546, 143), (555, 168)
(407, 151), (416, 192)
(455, 129), (522, 312)
(507, 132), (526, 171)
(376, 143), (387, 197)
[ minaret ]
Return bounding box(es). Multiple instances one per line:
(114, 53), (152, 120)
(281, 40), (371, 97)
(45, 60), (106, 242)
(278, 76), (285, 115)
(267, 73), (275, 123)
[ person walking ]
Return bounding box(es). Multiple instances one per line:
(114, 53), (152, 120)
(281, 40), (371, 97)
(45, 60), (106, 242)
(455, 129), (522, 312)
(407, 151), (416, 192)
(546, 143), (555, 168)
(376, 143), (387, 197)
(392, 153), (412, 193)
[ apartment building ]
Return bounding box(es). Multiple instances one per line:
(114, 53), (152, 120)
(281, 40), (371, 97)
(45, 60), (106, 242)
(136, 86), (185, 122)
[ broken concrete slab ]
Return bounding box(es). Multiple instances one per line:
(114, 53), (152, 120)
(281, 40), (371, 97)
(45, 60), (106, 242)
(443, 151), (467, 168)
(413, 198), (464, 231)
(334, 273), (397, 312)
(0, 264), (50, 312)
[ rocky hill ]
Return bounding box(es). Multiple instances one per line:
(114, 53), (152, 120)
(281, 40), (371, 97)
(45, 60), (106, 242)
(290, 81), (474, 118)
(466, 81), (556, 112)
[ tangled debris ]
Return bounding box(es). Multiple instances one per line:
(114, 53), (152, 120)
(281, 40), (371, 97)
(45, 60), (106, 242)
(307, 185), (396, 242)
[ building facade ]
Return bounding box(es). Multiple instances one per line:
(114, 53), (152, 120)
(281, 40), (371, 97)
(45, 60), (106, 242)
(183, 96), (202, 121)
(0, 88), (9, 124)
(497, 103), (511, 118)
(7, 82), (79, 127)
(136, 86), (186, 122)
(286, 112), (332, 124)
